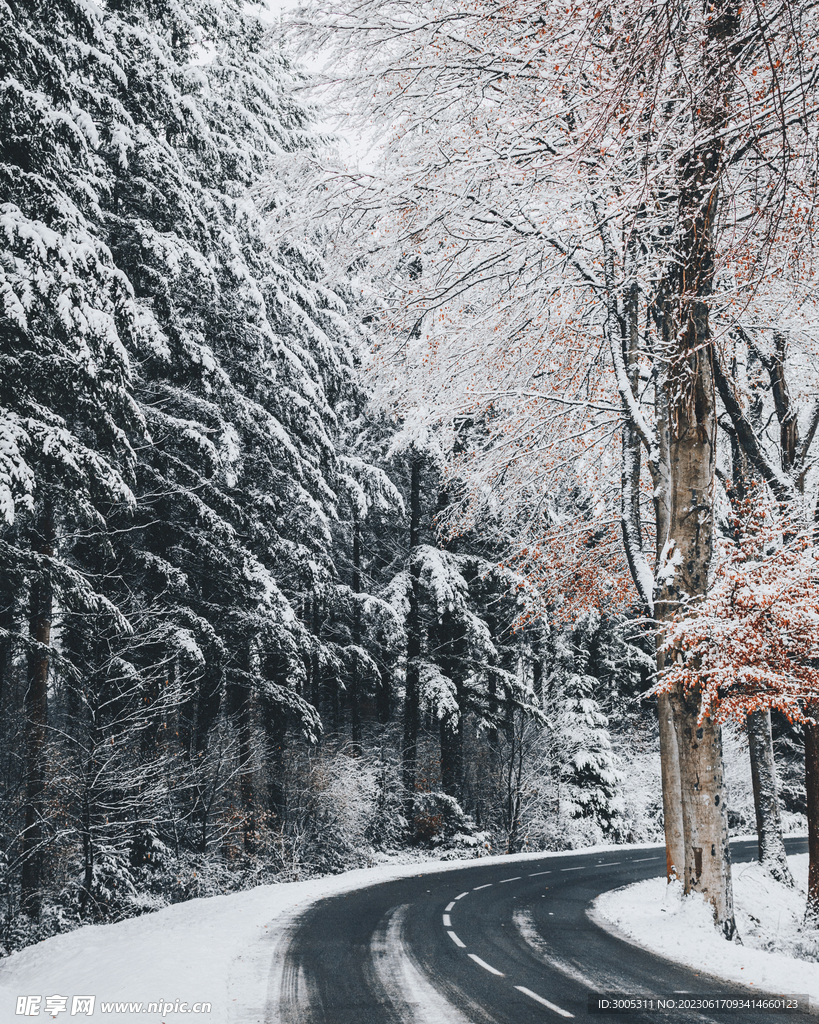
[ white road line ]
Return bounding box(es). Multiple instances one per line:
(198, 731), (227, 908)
(515, 985), (575, 1018)
(443, 913), (452, 927)
(468, 954), (504, 976)
(529, 870), (551, 877)
(499, 876), (522, 883)
(597, 862), (620, 866)
(448, 930), (466, 948)
(445, 902), (456, 912)
(633, 857), (661, 862)
(473, 883), (493, 890)
(455, 891), (469, 900)
(560, 866), (584, 872)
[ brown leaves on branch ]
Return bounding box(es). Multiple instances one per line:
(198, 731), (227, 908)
(654, 496), (819, 725)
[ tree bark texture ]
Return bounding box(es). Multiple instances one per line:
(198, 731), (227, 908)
(747, 709), (793, 885)
(646, 0), (741, 937)
(658, 693), (685, 880)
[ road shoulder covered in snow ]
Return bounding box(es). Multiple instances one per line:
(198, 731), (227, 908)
(0, 843), (648, 1023)
(593, 853), (818, 1007)
(2, 842), (815, 1022)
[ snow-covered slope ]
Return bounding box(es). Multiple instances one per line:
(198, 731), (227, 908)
(594, 853), (818, 1006)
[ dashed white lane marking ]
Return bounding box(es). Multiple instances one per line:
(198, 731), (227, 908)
(448, 930), (466, 948)
(443, 913), (452, 927)
(529, 870), (551, 877)
(515, 985), (574, 1018)
(633, 856), (661, 862)
(468, 954), (504, 976)
(445, 901), (456, 912)
(455, 892), (469, 900)
(473, 883), (493, 890)
(499, 876), (521, 883)
(597, 862), (620, 866)
(560, 866), (584, 872)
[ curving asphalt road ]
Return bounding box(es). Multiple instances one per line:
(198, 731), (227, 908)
(274, 837), (810, 1024)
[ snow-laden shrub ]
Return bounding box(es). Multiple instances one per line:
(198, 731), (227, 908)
(365, 752), (408, 851)
(130, 830), (170, 871)
(410, 791), (488, 852)
(76, 852), (162, 923)
(274, 743), (400, 876)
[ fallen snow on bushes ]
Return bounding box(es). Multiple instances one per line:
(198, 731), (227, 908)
(594, 853), (819, 1004)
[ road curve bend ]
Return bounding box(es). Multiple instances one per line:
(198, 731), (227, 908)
(273, 837), (809, 1024)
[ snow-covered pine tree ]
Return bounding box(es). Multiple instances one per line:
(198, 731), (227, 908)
(1, 0), (375, 919)
(548, 612), (625, 840)
(0, 0), (145, 917)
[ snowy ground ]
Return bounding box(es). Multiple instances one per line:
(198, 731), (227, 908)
(594, 852), (818, 1007)
(0, 845), (628, 1023)
(1, 842), (814, 1022)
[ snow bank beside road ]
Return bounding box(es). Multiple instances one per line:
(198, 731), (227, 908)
(0, 843), (641, 1024)
(3, 842), (812, 1022)
(594, 854), (818, 1008)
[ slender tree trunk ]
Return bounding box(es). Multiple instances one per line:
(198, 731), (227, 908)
(21, 504), (55, 918)
(403, 453), (422, 814)
(231, 648), (256, 855)
(376, 661), (391, 724)
(805, 719), (819, 926)
(747, 709), (793, 885)
(724, 368), (793, 885)
(0, 564), (16, 719)
(440, 715), (462, 799)
(657, 693), (685, 880)
(350, 512), (362, 752)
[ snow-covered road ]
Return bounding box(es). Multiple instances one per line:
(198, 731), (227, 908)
(0, 840), (811, 1023)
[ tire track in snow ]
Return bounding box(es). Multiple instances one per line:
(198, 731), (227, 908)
(370, 906), (474, 1024)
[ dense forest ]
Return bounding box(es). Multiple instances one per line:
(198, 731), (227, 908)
(0, 0), (814, 956)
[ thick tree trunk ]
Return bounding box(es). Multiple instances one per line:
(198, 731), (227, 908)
(653, 346), (735, 933)
(646, 0), (740, 937)
(654, 361), (736, 934)
(0, 563), (16, 718)
(21, 504), (55, 918)
(653, 268), (736, 933)
(265, 712), (287, 827)
(669, 688), (735, 936)
(747, 709), (793, 885)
